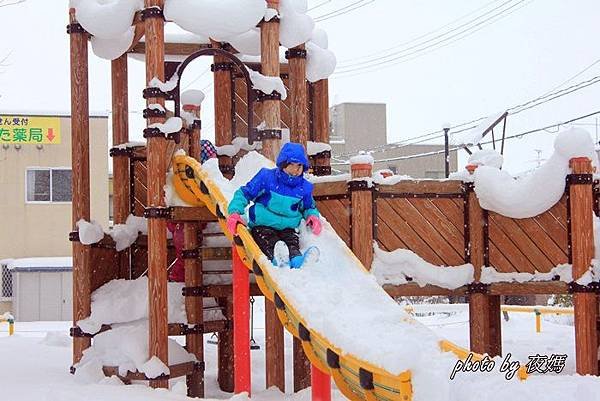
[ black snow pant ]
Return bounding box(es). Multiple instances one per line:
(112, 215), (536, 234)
(251, 225), (301, 261)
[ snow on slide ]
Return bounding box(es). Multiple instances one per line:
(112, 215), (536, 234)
(173, 151), (463, 401)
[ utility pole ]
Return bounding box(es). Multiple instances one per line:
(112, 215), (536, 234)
(442, 123), (451, 178)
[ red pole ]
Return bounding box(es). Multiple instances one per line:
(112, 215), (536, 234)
(233, 245), (251, 394)
(311, 364), (331, 401)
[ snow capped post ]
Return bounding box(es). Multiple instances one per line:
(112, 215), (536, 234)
(142, 0), (169, 390)
(349, 153), (375, 269)
(260, 1), (286, 392)
(212, 41), (235, 178)
(68, 7), (92, 365)
(568, 157), (597, 375)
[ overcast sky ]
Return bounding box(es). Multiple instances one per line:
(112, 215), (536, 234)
(1, 0), (600, 172)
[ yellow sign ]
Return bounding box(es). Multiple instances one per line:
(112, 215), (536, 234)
(0, 116), (61, 144)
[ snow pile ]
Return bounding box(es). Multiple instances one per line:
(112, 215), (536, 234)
(77, 277), (224, 334)
(373, 173), (413, 185)
(181, 89), (205, 106)
(90, 27), (135, 60)
(228, 29), (261, 56)
(452, 111), (506, 146)
(41, 331), (71, 347)
(70, 0), (141, 39)
(109, 215), (148, 251)
(233, 136), (262, 152)
(77, 321), (194, 378)
(306, 41), (337, 82)
(468, 149), (503, 168)
(247, 67), (288, 100)
(113, 141), (145, 149)
(474, 128), (596, 218)
(372, 245), (474, 289)
(306, 141), (331, 155)
(480, 264), (573, 284)
(307, 172), (350, 183)
(279, 0), (314, 48)
(148, 75), (178, 92)
(164, 0), (266, 41)
(148, 117), (182, 134)
(6, 257), (72, 271)
(77, 219), (105, 245)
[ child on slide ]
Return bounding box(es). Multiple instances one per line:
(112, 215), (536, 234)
(226, 142), (322, 269)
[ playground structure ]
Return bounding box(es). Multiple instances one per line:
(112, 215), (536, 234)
(67, 1), (599, 400)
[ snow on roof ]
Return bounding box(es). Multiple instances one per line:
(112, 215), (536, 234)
(8, 257), (72, 272)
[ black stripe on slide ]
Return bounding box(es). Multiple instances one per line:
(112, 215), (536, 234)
(327, 349), (340, 369)
(200, 182), (209, 195)
(298, 323), (311, 342)
(185, 166), (195, 179)
(274, 293), (285, 310)
(359, 368), (375, 390)
(233, 236), (243, 246)
(252, 260), (263, 276)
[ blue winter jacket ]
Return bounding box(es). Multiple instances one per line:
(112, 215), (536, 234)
(228, 143), (320, 230)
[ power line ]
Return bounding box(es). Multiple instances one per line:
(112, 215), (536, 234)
(333, 0), (532, 77)
(332, 110), (600, 165)
(334, 73), (600, 158)
(337, 0), (514, 68)
(313, 0), (375, 22)
(308, 0), (333, 12)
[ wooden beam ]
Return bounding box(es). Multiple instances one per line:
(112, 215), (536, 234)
(171, 206), (217, 222)
(350, 163), (374, 269)
(378, 180), (464, 195)
(212, 41), (234, 178)
(569, 158), (598, 375)
(184, 223), (204, 397)
(312, 79), (330, 175)
(111, 54), (130, 224)
(313, 181), (348, 198)
(218, 296), (235, 392)
(130, 42), (212, 56)
(69, 7), (92, 365)
(144, 0), (168, 390)
(382, 281), (570, 297)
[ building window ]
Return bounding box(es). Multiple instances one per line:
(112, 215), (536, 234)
(26, 168), (72, 202)
(1, 265), (11, 299)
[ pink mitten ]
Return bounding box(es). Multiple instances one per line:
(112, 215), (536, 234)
(226, 213), (245, 234)
(306, 215), (322, 236)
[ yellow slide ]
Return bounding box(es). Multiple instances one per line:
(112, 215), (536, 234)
(172, 154), (526, 401)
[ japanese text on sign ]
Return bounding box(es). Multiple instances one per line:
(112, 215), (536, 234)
(0, 116), (61, 144)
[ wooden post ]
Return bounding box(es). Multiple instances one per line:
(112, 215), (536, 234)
(289, 47), (310, 389)
(233, 246), (251, 394)
(212, 42), (234, 177)
(261, 2), (285, 391)
(350, 162), (374, 269)
(143, 0), (168, 389)
(184, 223), (204, 397)
(312, 79), (330, 176)
(184, 104), (201, 160)
(69, 8), (91, 364)
(569, 157), (597, 375)
(111, 54), (131, 279)
(260, 0), (282, 161)
(287, 44), (308, 146)
(467, 184), (501, 357)
(218, 296), (235, 392)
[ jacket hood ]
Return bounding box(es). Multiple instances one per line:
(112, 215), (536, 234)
(276, 142), (309, 171)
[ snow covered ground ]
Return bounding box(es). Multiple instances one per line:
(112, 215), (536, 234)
(2, 303), (600, 401)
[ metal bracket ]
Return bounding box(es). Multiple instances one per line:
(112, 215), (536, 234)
(466, 282), (490, 294)
(66, 23), (87, 35)
(182, 324), (204, 335)
(254, 90), (282, 102)
(285, 48), (307, 59)
(191, 120), (201, 130)
(219, 164), (236, 176)
(143, 207), (172, 219)
(140, 6), (164, 20)
(182, 286), (207, 297)
(70, 326), (93, 338)
(143, 87), (172, 100)
(250, 128), (282, 143)
(68, 231), (80, 242)
(182, 249), (200, 259)
(143, 127), (164, 139)
(348, 180), (372, 192)
(109, 147), (133, 157)
(567, 281), (600, 294)
(211, 62), (234, 72)
(566, 174), (593, 185)
(143, 108), (166, 119)
(310, 150), (331, 159)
